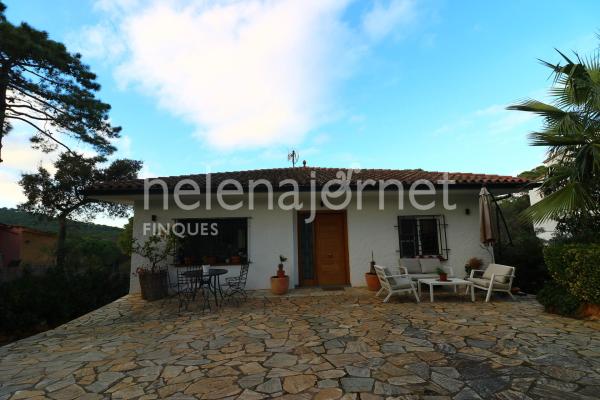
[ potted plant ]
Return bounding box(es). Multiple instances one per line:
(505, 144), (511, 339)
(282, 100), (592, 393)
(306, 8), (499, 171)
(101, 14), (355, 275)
(436, 267), (448, 282)
(464, 257), (483, 278)
(203, 255), (217, 265)
(365, 251), (381, 291)
(270, 255), (289, 295)
(132, 233), (177, 301)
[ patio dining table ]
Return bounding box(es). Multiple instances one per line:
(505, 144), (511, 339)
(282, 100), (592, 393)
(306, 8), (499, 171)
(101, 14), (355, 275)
(182, 268), (228, 307)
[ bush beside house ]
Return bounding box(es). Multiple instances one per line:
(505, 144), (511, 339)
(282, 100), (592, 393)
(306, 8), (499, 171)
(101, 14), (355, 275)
(536, 281), (582, 317)
(537, 244), (600, 317)
(495, 196), (547, 294)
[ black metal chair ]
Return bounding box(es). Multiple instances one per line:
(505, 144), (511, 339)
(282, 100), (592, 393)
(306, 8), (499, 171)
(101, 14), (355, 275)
(172, 265), (209, 312)
(196, 270), (213, 313)
(222, 263), (249, 305)
(176, 266), (197, 312)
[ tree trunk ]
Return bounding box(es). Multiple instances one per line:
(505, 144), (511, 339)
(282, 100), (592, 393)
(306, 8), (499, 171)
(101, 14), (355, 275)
(0, 64), (9, 163)
(56, 215), (67, 266)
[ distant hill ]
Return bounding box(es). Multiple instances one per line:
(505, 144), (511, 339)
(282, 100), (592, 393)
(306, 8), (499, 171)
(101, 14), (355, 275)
(0, 208), (123, 241)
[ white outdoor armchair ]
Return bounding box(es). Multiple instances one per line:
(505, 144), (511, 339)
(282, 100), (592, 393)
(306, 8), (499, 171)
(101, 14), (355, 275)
(466, 263), (516, 302)
(373, 265), (420, 303)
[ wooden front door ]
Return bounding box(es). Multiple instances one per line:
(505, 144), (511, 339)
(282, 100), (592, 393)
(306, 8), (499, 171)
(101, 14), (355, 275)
(298, 211), (348, 286)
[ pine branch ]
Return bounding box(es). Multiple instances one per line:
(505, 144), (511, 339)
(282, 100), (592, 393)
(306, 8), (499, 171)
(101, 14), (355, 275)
(9, 116), (73, 153)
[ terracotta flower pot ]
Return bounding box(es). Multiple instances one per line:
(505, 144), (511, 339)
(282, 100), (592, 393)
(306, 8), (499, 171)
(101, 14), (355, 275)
(365, 272), (381, 291)
(580, 303), (600, 319)
(270, 275), (289, 295)
(438, 273), (448, 282)
(203, 256), (217, 265)
(138, 270), (168, 301)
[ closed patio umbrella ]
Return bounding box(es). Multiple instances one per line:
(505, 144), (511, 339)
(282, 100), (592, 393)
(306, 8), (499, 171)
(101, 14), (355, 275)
(479, 187), (497, 262)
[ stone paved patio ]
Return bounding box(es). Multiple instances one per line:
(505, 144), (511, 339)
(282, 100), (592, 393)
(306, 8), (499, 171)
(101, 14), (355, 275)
(1, 288), (599, 399)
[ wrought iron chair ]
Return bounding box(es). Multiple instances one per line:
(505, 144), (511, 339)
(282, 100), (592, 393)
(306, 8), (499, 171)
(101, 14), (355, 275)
(175, 265), (212, 313)
(222, 263), (249, 305)
(176, 266), (196, 312)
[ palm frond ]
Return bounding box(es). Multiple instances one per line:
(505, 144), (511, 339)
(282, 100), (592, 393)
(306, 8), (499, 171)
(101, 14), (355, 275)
(508, 100), (583, 137)
(522, 181), (592, 224)
(507, 100), (564, 116)
(529, 131), (587, 147)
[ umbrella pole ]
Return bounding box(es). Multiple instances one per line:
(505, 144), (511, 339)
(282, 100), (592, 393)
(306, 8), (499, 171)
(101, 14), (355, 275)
(488, 244), (495, 264)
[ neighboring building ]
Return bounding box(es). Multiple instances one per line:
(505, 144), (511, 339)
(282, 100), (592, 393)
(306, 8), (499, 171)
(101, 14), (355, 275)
(86, 167), (529, 293)
(528, 188), (557, 241)
(0, 224), (57, 269)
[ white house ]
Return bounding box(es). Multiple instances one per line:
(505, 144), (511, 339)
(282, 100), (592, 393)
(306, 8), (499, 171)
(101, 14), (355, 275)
(87, 167), (529, 292)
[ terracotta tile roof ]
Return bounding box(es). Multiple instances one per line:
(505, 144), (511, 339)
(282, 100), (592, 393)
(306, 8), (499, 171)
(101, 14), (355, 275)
(0, 223), (57, 237)
(86, 167), (530, 195)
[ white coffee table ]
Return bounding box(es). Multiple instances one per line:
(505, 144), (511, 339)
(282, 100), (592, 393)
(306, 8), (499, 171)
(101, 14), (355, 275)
(417, 278), (474, 302)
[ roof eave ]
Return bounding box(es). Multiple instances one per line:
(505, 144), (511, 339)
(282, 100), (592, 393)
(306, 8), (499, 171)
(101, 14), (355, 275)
(84, 181), (534, 197)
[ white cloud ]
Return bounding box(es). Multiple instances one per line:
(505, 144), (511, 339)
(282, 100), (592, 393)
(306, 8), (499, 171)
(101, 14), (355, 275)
(94, 0), (140, 14)
(434, 103), (538, 139)
(138, 164), (158, 179)
(362, 0), (416, 41)
(0, 171), (26, 207)
(110, 134), (132, 158)
(75, 0), (418, 151)
(115, 0), (356, 150)
(67, 22), (126, 62)
(0, 126), (58, 208)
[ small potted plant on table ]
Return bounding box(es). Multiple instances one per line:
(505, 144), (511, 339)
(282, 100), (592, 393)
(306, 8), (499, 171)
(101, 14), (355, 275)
(436, 267), (448, 282)
(270, 255), (289, 295)
(365, 251), (381, 291)
(132, 233), (177, 301)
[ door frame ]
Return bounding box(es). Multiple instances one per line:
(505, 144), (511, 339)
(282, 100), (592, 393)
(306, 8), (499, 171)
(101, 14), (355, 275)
(296, 210), (350, 287)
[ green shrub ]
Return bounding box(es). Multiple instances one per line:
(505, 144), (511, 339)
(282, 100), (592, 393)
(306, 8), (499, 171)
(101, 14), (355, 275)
(537, 281), (582, 316)
(0, 265), (128, 337)
(495, 196), (548, 294)
(544, 243), (600, 304)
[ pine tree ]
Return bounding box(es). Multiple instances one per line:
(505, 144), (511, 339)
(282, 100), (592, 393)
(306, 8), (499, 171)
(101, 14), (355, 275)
(0, 1), (120, 162)
(19, 153), (142, 265)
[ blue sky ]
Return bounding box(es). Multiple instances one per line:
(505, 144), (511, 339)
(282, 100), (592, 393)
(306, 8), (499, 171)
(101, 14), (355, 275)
(2, 0), (599, 226)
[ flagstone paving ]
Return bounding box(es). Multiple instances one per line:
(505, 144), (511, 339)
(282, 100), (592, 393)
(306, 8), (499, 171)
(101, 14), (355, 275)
(1, 289), (599, 399)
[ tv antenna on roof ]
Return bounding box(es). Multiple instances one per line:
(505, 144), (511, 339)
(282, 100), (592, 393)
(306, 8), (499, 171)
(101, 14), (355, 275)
(287, 150), (299, 167)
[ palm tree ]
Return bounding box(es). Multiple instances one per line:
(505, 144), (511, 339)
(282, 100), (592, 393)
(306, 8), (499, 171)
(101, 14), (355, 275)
(507, 45), (600, 223)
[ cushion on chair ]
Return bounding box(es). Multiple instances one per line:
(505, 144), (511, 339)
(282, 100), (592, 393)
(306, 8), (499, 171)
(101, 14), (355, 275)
(468, 277), (510, 290)
(382, 266), (397, 286)
(400, 258), (421, 274)
(419, 258), (441, 273)
(390, 276), (413, 290)
(482, 264), (513, 283)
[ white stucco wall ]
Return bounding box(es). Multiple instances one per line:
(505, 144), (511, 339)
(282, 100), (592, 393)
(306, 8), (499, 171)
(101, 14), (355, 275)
(130, 195), (296, 293)
(343, 191), (492, 286)
(129, 190), (492, 292)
